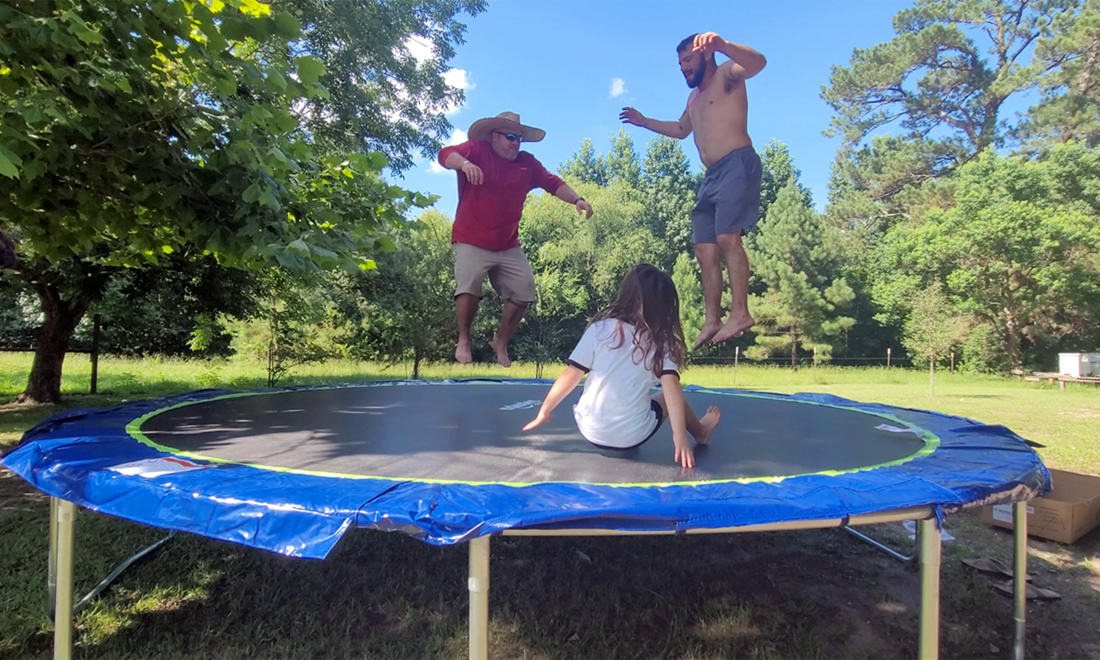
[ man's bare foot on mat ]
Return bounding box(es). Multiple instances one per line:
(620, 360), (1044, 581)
(692, 320), (722, 350)
(455, 341), (473, 364)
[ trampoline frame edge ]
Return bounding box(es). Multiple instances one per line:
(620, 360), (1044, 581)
(47, 499), (1032, 660)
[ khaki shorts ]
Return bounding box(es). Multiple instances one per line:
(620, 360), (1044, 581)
(453, 243), (536, 304)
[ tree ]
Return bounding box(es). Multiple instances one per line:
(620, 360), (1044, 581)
(276, 0), (486, 171)
(604, 129), (642, 188)
(822, 0), (1087, 221)
(641, 136), (697, 266)
(338, 210), (456, 377)
(747, 183), (855, 367)
(671, 253), (705, 356)
(759, 140), (811, 216)
(560, 138), (609, 186)
(1016, 0), (1100, 150)
(875, 147), (1100, 370)
(902, 282), (971, 395)
(0, 1), (440, 402)
(220, 270), (338, 386)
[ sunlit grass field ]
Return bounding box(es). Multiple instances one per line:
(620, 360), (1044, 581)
(1, 351), (1098, 658)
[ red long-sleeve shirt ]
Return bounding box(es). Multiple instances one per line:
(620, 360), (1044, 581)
(438, 140), (565, 251)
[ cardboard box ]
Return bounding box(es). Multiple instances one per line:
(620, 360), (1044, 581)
(982, 469), (1100, 544)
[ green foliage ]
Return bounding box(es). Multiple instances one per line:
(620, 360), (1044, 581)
(1016, 0), (1100, 150)
(333, 210), (456, 375)
(671, 253), (705, 352)
(747, 183), (855, 366)
(822, 0), (1088, 221)
(641, 136), (698, 265)
(0, 0), (454, 400)
(902, 282), (970, 367)
(560, 138), (609, 186)
(759, 140), (812, 215)
(604, 129), (642, 188)
(875, 147), (1100, 370)
(223, 271), (339, 386)
(277, 0), (487, 171)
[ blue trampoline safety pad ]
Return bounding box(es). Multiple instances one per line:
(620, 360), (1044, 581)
(2, 380), (1050, 559)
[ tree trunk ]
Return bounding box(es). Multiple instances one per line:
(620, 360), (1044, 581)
(19, 281), (90, 404)
(1003, 307), (1023, 371)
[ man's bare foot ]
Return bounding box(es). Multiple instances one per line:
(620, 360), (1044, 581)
(455, 341), (473, 364)
(711, 313), (754, 344)
(696, 405), (722, 445)
(491, 339), (512, 368)
(692, 320), (722, 350)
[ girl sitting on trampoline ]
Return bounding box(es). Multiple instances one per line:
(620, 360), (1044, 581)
(523, 263), (721, 469)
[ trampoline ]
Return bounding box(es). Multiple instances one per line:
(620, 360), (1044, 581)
(3, 379), (1050, 659)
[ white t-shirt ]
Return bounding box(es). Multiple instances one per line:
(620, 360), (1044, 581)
(568, 318), (679, 448)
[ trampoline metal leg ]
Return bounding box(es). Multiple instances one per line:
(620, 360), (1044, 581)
(918, 518), (941, 660)
(469, 535), (490, 660)
(48, 497), (58, 617)
(53, 498), (75, 660)
(1013, 501), (1028, 660)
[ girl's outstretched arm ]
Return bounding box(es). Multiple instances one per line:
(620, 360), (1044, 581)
(522, 365), (585, 431)
(660, 373), (694, 469)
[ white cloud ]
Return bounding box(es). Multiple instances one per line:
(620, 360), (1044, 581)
(609, 77), (627, 98)
(404, 35), (434, 64)
(428, 129), (469, 173)
(441, 69), (473, 116)
(444, 68), (471, 91)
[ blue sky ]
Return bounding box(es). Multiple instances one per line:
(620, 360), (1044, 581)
(393, 0), (915, 215)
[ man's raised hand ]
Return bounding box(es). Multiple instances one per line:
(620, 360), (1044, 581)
(619, 107), (645, 127)
(692, 32), (723, 55)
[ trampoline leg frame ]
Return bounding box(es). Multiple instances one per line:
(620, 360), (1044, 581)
(1013, 501), (1027, 660)
(918, 518), (941, 660)
(51, 497), (75, 660)
(469, 535), (490, 660)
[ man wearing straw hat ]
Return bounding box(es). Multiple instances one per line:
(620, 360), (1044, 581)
(439, 111), (593, 367)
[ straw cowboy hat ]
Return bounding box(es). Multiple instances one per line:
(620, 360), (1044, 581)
(468, 111), (545, 143)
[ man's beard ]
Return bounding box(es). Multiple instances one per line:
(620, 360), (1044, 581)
(684, 55), (705, 88)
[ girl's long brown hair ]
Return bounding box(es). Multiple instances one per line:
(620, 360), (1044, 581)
(591, 264), (686, 377)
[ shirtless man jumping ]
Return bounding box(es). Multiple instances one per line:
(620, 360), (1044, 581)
(620, 32), (766, 349)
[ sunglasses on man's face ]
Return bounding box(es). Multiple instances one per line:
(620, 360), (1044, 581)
(495, 131), (522, 143)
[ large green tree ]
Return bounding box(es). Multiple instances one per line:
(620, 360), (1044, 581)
(0, 1), (432, 402)
(604, 129), (642, 188)
(748, 182), (855, 367)
(759, 139), (811, 216)
(874, 146), (1100, 370)
(640, 136), (697, 267)
(335, 210), (455, 377)
(559, 138), (610, 187)
(277, 0), (485, 170)
(1016, 0), (1100, 150)
(822, 0), (1088, 226)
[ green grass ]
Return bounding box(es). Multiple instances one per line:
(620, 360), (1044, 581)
(2, 352), (1099, 658)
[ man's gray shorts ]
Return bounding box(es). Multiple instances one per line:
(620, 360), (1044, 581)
(453, 243), (536, 304)
(691, 145), (762, 244)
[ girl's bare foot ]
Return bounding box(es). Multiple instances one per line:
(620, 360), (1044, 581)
(696, 405), (722, 445)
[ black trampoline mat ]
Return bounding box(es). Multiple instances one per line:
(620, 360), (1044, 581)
(137, 383), (928, 484)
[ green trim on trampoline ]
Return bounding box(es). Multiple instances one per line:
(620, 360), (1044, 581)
(125, 383), (940, 488)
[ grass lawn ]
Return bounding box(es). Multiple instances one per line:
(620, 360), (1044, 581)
(2, 352), (1098, 658)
